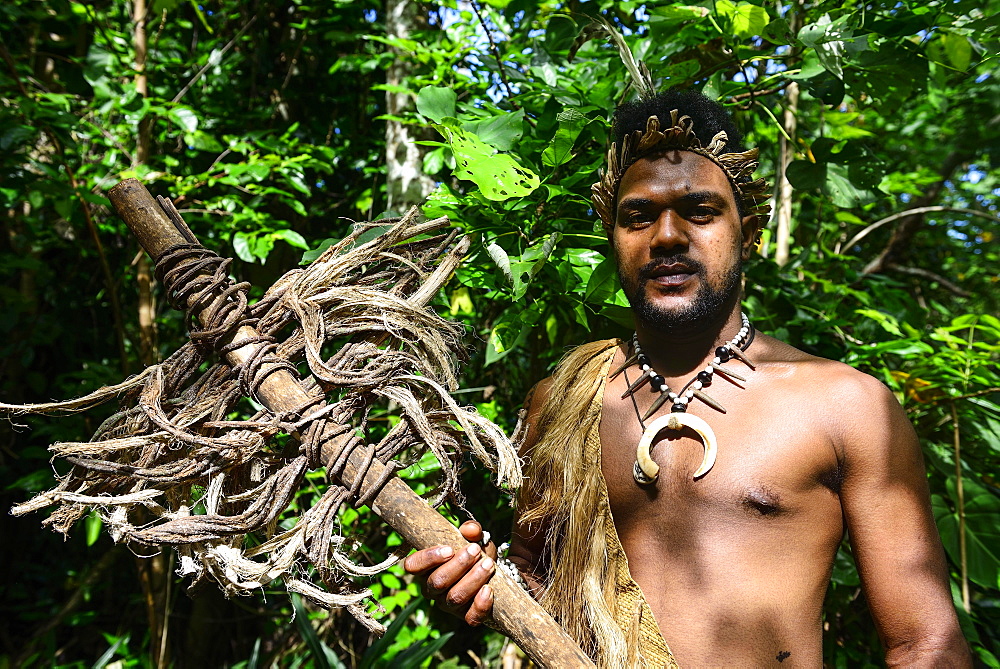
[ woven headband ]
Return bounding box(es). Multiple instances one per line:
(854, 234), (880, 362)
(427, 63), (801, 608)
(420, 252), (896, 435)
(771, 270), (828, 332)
(591, 110), (772, 229)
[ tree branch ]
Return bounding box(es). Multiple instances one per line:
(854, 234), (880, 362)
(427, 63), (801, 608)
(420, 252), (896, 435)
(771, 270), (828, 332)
(845, 206), (1000, 252)
(862, 150), (969, 275)
(886, 263), (972, 298)
(469, 0), (517, 105)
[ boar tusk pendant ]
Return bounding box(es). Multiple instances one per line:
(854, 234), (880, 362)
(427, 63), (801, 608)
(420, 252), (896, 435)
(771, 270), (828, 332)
(633, 412), (718, 485)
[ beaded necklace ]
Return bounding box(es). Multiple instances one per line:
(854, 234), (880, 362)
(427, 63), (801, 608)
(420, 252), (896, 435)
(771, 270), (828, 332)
(616, 313), (756, 485)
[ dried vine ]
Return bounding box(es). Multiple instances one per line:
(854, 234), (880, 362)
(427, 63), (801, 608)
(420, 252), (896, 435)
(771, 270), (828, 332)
(4, 207), (521, 634)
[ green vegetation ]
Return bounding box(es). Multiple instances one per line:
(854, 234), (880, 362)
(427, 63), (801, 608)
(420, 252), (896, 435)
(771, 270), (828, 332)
(1, 0), (997, 666)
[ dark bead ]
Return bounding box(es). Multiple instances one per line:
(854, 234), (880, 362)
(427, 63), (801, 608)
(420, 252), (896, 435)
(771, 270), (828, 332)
(716, 346), (732, 362)
(651, 375), (664, 390)
(637, 354), (649, 366)
(697, 370), (713, 385)
(671, 403), (687, 413)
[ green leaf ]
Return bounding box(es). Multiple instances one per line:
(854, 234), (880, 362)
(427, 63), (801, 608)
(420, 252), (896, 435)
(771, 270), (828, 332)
(186, 131), (223, 152)
(360, 598), (422, 669)
(436, 124), (539, 201)
(786, 161), (875, 207)
(715, 0), (737, 20)
(467, 110), (524, 151)
(934, 477), (1000, 589)
(416, 86), (456, 123)
(798, 14), (849, 78)
(584, 255), (618, 304)
(785, 160), (826, 190)
(855, 309), (903, 336)
(486, 241), (513, 284)
(1, 125), (35, 151)
(761, 17), (794, 45)
(271, 229), (309, 249)
(292, 594), (332, 669)
(543, 14), (578, 53)
(649, 5), (709, 22)
(729, 3), (770, 38)
(233, 232), (255, 263)
(804, 73), (845, 106)
(665, 59), (701, 82)
(252, 234), (275, 261)
(824, 163), (876, 208)
(394, 631), (454, 668)
(168, 106), (199, 133)
(941, 33), (971, 71)
(542, 108), (590, 167)
(86, 511), (102, 547)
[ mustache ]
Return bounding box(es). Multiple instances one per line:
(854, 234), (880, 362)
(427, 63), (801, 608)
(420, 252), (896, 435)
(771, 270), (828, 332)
(637, 256), (705, 281)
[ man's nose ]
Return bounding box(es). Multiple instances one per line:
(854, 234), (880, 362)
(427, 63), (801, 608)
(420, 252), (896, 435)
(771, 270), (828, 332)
(650, 209), (688, 251)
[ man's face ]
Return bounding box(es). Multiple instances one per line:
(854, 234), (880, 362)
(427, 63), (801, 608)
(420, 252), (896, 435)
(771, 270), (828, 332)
(611, 151), (757, 334)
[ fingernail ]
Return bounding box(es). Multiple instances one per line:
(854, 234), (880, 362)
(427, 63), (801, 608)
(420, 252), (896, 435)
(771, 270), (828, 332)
(466, 544), (480, 557)
(438, 546), (453, 558)
(481, 585), (492, 600)
(480, 557), (494, 571)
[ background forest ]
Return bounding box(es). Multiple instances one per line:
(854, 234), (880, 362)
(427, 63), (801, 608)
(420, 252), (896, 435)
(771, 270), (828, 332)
(1, 0), (998, 666)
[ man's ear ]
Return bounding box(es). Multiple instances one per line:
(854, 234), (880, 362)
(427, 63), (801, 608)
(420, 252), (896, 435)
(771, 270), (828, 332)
(740, 215), (760, 261)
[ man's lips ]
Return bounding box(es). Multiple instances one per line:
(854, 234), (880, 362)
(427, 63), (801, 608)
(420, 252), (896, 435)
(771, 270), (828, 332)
(641, 263), (699, 287)
(651, 272), (694, 286)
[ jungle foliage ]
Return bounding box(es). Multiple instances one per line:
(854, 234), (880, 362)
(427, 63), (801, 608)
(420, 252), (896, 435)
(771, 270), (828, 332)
(1, 0), (998, 666)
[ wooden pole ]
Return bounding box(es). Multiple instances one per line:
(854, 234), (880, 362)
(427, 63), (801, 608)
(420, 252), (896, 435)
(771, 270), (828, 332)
(108, 178), (594, 669)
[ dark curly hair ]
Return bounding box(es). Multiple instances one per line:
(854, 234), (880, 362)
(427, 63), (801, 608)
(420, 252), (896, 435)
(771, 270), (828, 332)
(610, 90), (751, 218)
(611, 89), (746, 155)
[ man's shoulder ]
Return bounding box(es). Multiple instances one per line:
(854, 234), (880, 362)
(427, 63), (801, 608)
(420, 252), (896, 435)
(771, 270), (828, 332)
(755, 333), (910, 452)
(756, 333), (886, 392)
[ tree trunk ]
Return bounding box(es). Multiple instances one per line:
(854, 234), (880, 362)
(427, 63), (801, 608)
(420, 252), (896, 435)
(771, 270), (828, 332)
(384, 0), (435, 212)
(132, 3), (169, 666)
(772, 0), (801, 266)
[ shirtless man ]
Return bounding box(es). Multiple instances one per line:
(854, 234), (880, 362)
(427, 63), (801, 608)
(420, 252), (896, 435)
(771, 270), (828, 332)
(404, 90), (970, 667)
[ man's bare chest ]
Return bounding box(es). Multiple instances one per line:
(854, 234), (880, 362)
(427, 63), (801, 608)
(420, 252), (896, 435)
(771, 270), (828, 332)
(599, 364), (845, 534)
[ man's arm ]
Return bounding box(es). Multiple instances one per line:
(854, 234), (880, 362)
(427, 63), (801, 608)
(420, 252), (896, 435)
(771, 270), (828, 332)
(836, 371), (971, 667)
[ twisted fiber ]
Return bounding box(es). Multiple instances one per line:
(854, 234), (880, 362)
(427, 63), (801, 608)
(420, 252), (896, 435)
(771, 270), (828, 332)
(7, 208), (520, 632)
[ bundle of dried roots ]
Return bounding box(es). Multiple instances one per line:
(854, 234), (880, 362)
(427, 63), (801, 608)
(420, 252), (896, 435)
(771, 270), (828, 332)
(3, 207), (521, 633)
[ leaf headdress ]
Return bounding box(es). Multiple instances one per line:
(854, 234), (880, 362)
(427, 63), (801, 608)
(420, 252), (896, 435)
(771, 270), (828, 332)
(591, 110), (772, 229)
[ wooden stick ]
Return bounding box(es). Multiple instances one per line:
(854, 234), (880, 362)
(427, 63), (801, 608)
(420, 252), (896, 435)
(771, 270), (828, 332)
(108, 178), (593, 668)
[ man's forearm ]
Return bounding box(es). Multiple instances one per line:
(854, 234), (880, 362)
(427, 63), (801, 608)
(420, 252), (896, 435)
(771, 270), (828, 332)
(508, 555), (545, 598)
(885, 632), (972, 669)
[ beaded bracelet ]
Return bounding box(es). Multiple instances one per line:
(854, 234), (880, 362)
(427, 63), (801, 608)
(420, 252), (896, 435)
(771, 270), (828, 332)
(496, 542), (530, 592)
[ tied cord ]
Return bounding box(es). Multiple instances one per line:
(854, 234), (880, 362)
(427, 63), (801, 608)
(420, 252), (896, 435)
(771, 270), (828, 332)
(151, 239), (400, 515)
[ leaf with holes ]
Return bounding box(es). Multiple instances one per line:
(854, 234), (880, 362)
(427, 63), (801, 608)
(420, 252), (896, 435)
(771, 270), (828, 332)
(435, 123), (539, 201)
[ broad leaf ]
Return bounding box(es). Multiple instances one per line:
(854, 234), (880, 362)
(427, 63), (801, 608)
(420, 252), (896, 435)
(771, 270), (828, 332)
(416, 86), (456, 123)
(435, 123), (539, 201)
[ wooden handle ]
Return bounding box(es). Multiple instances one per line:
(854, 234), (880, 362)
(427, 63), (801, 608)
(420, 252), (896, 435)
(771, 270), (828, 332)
(108, 178), (594, 668)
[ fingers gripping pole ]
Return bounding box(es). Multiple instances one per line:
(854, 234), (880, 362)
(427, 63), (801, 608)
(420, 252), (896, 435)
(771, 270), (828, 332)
(107, 178), (594, 669)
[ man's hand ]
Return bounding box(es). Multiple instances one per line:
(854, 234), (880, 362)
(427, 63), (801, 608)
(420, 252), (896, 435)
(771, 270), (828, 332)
(402, 520), (497, 626)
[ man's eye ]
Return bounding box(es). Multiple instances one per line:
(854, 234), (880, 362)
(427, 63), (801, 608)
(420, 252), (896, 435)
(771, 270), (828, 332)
(690, 207), (717, 220)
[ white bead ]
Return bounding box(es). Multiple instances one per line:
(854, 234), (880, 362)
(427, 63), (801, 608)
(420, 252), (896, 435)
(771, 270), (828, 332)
(685, 389), (695, 398)
(712, 357), (721, 365)
(668, 392), (678, 399)
(641, 364), (649, 371)
(678, 397), (689, 405)
(659, 384), (669, 392)
(693, 380), (703, 390)
(705, 365), (714, 374)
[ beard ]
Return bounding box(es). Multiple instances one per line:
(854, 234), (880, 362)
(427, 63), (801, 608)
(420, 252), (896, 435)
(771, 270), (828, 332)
(618, 254), (742, 334)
